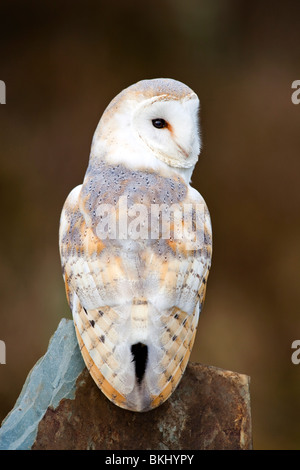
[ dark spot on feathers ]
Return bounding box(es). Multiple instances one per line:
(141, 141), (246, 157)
(131, 343), (148, 385)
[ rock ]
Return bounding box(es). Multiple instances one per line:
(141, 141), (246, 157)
(0, 319), (252, 450)
(0, 318), (85, 450)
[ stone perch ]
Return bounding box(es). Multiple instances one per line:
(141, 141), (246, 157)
(0, 319), (252, 450)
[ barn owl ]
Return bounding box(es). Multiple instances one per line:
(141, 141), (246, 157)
(59, 78), (212, 412)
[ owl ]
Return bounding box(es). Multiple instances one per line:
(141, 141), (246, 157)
(59, 78), (212, 412)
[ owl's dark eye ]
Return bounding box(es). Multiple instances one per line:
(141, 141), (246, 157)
(152, 118), (168, 129)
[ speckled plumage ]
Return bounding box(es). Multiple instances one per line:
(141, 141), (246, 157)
(59, 78), (212, 411)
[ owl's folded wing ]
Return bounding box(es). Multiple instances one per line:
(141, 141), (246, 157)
(59, 182), (212, 411)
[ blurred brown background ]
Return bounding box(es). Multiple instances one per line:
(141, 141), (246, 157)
(0, 0), (300, 450)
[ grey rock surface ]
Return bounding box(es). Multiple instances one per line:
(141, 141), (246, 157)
(0, 319), (85, 450)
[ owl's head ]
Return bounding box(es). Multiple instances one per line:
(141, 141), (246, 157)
(91, 79), (201, 181)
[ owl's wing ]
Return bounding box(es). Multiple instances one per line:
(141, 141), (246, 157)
(147, 187), (212, 409)
(60, 183), (144, 410)
(59, 180), (212, 412)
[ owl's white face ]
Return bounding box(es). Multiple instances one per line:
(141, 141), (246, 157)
(132, 93), (200, 170)
(91, 79), (201, 183)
